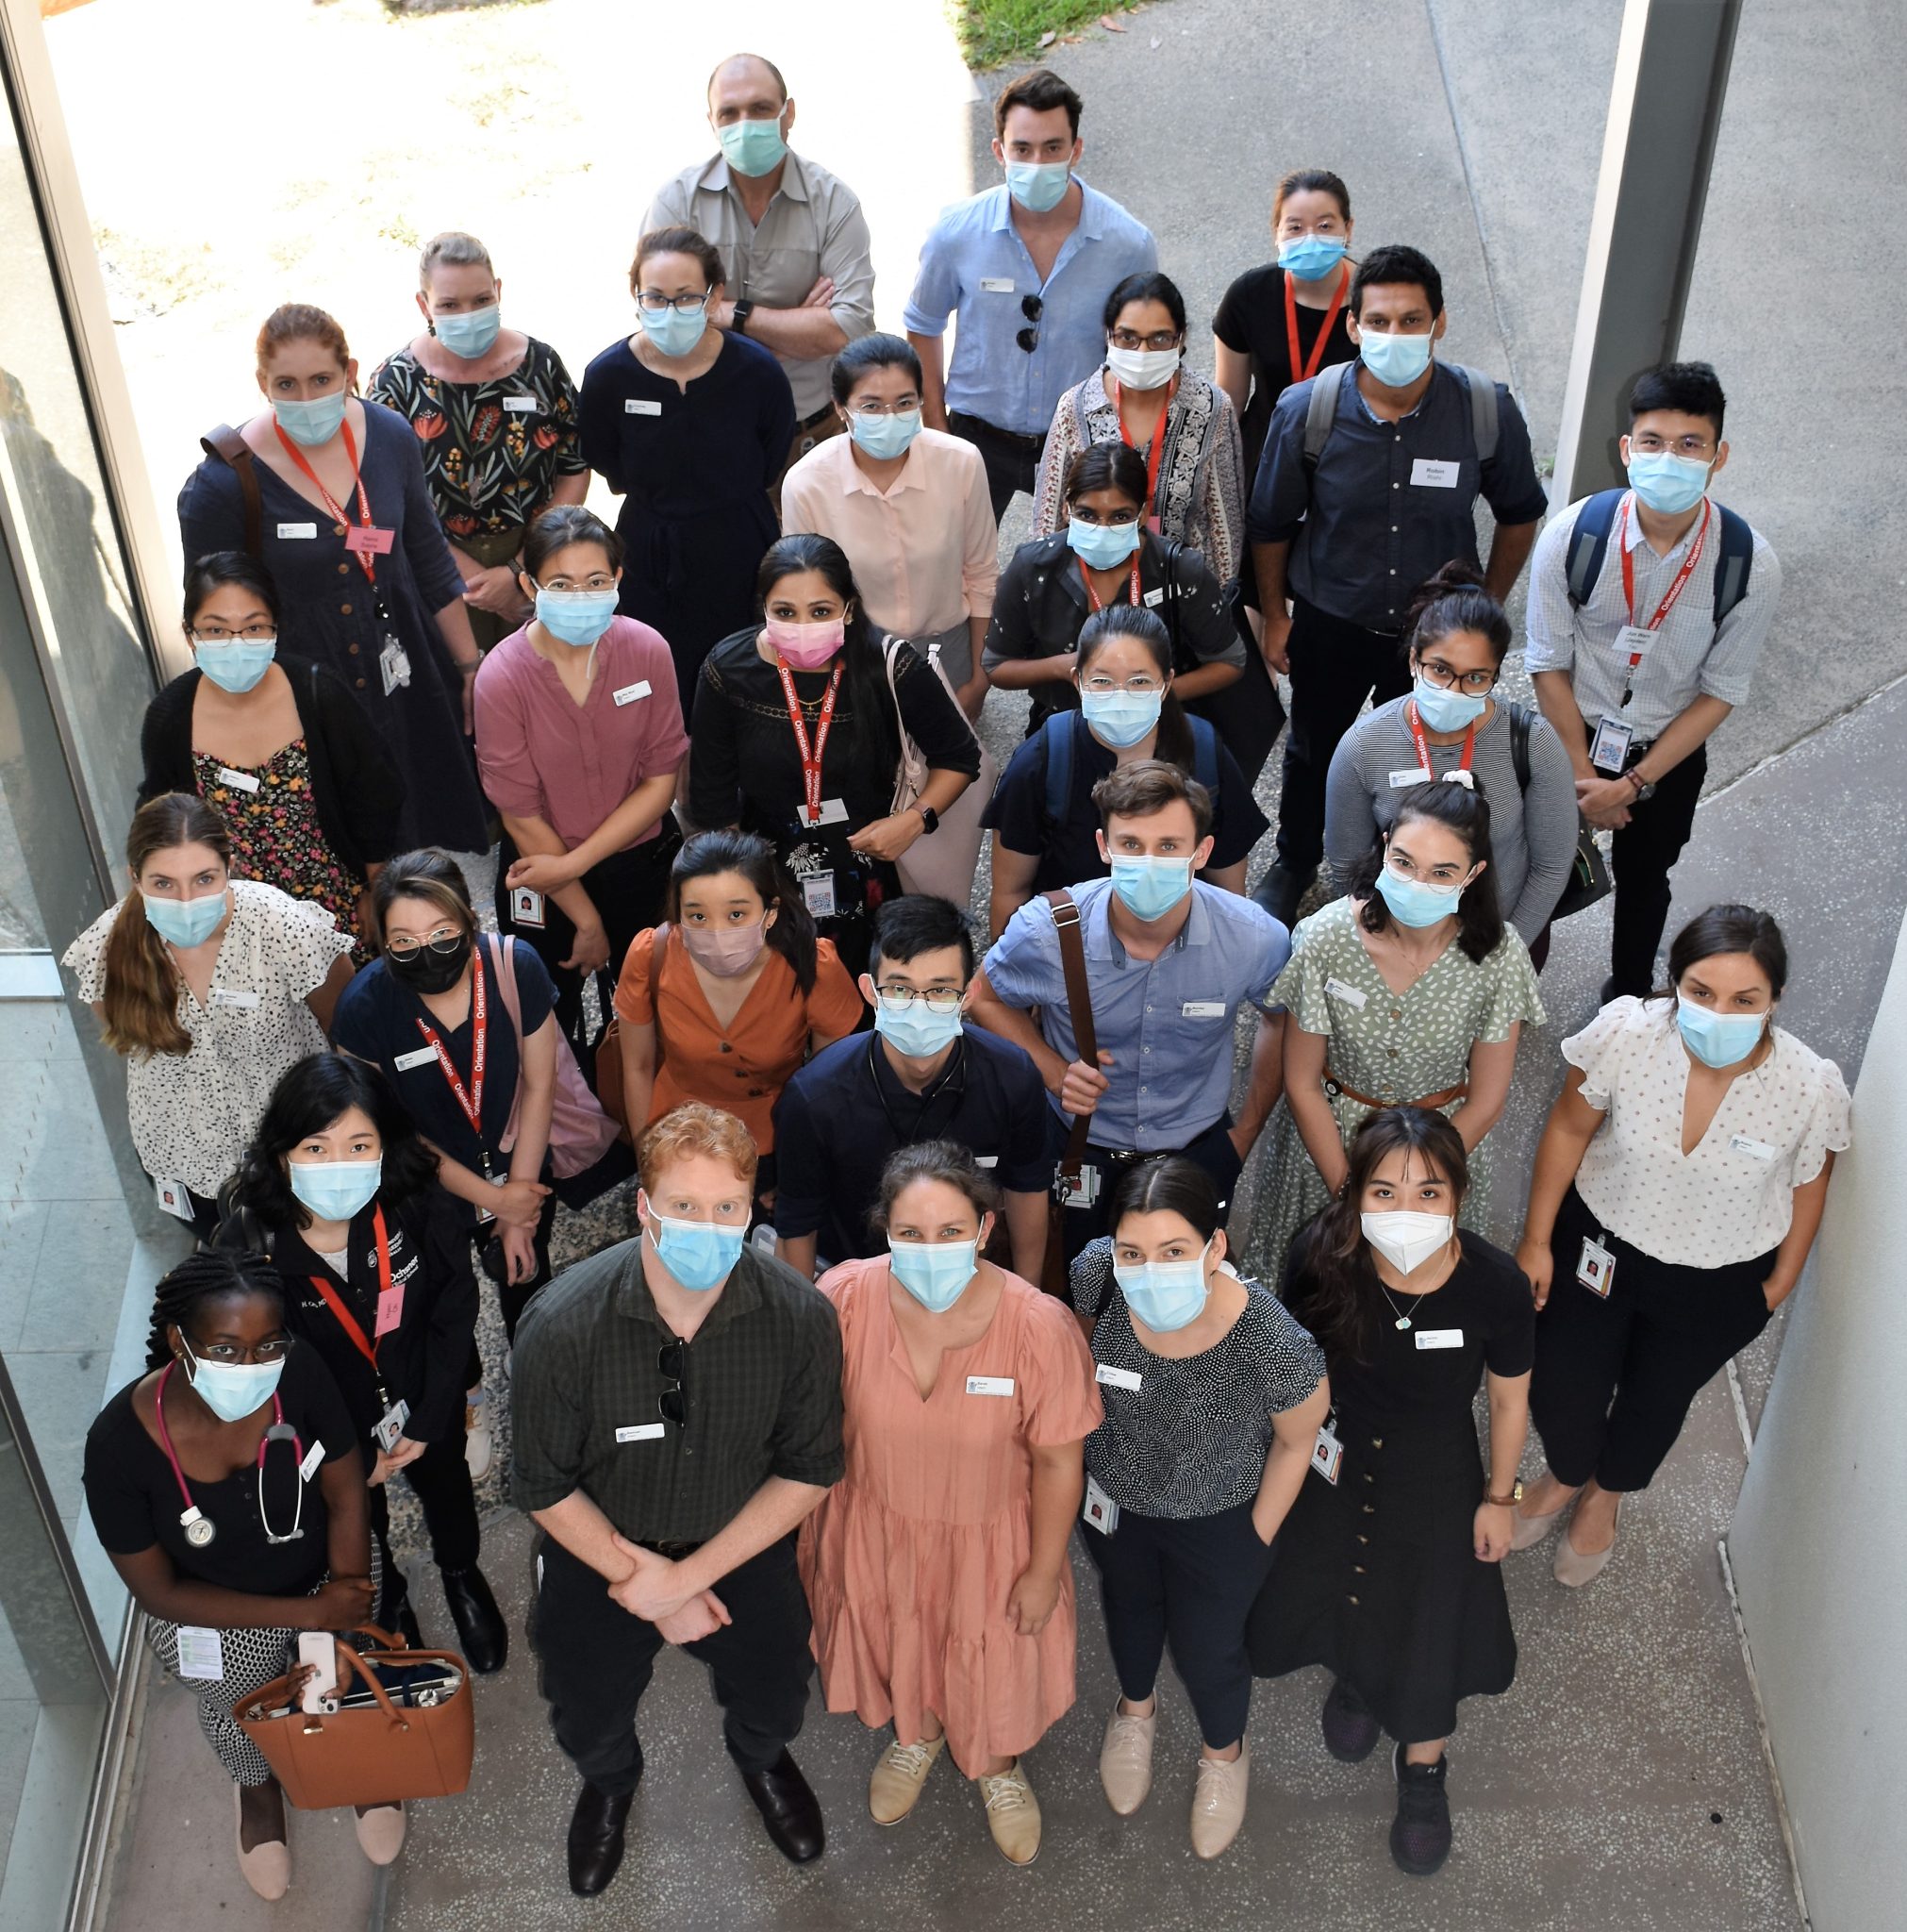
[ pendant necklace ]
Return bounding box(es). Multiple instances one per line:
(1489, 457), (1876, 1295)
(1375, 1276), (1437, 1332)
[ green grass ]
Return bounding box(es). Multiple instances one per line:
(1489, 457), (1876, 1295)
(954, 0), (1146, 72)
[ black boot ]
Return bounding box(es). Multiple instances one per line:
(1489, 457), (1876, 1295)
(439, 1566), (508, 1674)
(739, 1749), (824, 1863)
(1252, 861), (1315, 931)
(566, 1782), (633, 1897)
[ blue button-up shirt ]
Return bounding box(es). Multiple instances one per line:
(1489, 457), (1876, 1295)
(979, 877), (1290, 1150)
(904, 181), (1157, 438)
(1247, 360), (1549, 632)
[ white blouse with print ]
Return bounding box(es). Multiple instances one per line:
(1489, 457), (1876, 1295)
(1563, 996), (1851, 1268)
(63, 879), (351, 1197)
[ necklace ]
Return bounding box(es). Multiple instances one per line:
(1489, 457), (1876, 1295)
(1373, 1263), (1446, 1332)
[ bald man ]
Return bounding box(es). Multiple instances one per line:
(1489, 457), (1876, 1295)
(643, 52), (876, 479)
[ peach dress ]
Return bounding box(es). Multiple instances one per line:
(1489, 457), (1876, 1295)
(799, 1257), (1103, 1774)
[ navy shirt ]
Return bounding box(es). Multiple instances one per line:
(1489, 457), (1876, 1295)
(771, 1027), (1054, 1263)
(1247, 360), (1549, 632)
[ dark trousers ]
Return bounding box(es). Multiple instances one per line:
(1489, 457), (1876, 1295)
(479, 1184), (563, 1341)
(948, 411), (1046, 525)
(1083, 1499), (1273, 1751)
(1061, 1114), (1243, 1267)
(1185, 629), (1286, 790)
(1605, 740), (1705, 997)
(370, 1431), (483, 1616)
(1530, 1187), (1774, 1492)
(534, 1529), (814, 1795)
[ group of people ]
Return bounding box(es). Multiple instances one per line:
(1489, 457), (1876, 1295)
(70, 47), (1849, 1911)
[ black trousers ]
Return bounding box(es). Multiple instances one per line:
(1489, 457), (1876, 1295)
(477, 1183), (564, 1341)
(1184, 630), (1286, 791)
(948, 411), (1046, 525)
(1530, 1187), (1774, 1492)
(1605, 739), (1705, 997)
(534, 1529), (814, 1795)
(1060, 1114), (1243, 1268)
(1275, 595), (1414, 876)
(1083, 1498), (1274, 1751)
(370, 1431), (483, 1616)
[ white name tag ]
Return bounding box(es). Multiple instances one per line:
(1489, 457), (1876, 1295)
(1143, 587), (1166, 608)
(616, 1423), (667, 1443)
(624, 398), (662, 416)
(1309, 1423), (1343, 1485)
(1415, 1328), (1464, 1350)
(1616, 624), (1659, 659)
(612, 680), (652, 706)
(1410, 458), (1462, 489)
(393, 1045), (439, 1073)
(975, 1154), (998, 1168)
(1095, 1362), (1142, 1391)
(813, 797), (850, 826)
(214, 766), (261, 793)
(298, 1440), (325, 1481)
(1083, 1473), (1120, 1534)
(1388, 767), (1432, 789)
(1325, 976), (1368, 1008)
(503, 395), (539, 412)
(966, 1375), (1015, 1397)
(980, 277), (1017, 293)
(1730, 1134), (1778, 1161)
(210, 987), (260, 1008)
(276, 522), (317, 540)
(1181, 1000), (1226, 1018)
(175, 1625), (224, 1680)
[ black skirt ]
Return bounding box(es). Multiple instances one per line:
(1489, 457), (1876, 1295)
(1246, 1413), (1516, 1742)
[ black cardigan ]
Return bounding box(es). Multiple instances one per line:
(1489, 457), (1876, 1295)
(139, 657), (407, 874)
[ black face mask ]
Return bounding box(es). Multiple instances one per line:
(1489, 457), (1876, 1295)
(386, 933), (473, 996)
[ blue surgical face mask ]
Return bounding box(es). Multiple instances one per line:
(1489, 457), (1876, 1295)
(888, 1238), (979, 1313)
(1278, 235), (1348, 282)
(1376, 863), (1467, 928)
(648, 1213), (745, 1292)
(1411, 675), (1488, 732)
(873, 997), (964, 1059)
(1004, 158), (1072, 213)
(638, 303), (709, 359)
(193, 635), (277, 694)
(1079, 688), (1163, 748)
(433, 304), (501, 359)
(1357, 329), (1434, 388)
(1108, 855), (1194, 922)
(536, 586), (619, 647)
(289, 1158), (382, 1224)
(180, 1337), (284, 1424)
(273, 392), (348, 447)
(1627, 448), (1712, 516)
(718, 115), (788, 178)
(142, 885), (228, 948)
(849, 409), (922, 461)
(1676, 994), (1768, 1070)
(1114, 1240), (1212, 1333)
(1067, 517), (1143, 571)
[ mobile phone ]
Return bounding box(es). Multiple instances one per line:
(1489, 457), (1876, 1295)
(296, 1629), (339, 1713)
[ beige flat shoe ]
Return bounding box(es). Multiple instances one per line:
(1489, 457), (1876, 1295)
(1190, 1739), (1251, 1859)
(234, 1783), (290, 1901)
(354, 1801), (406, 1865)
(976, 1758), (1042, 1866)
(1554, 1497), (1623, 1587)
(1100, 1701), (1157, 1816)
(1510, 1492), (1572, 1551)
(869, 1733), (944, 1825)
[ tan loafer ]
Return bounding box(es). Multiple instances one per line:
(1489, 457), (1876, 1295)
(976, 1758), (1042, 1865)
(1190, 1740), (1251, 1859)
(1554, 1497), (1623, 1588)
(354, 1801), (406, 1865)
(234, 1784), (290, 1901)
(1510, 1494), (1571, 1551)
(1100, 1701), (1157, 1815)
(869, 1733), (944, 1824)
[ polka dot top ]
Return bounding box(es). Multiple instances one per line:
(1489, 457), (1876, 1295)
(1566, 997), (1851, 1267)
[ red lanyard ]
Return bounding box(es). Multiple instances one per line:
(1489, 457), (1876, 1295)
(1078, 551), (1144, 614)
(1106, 373), (1176, 532)
(413, 945), (487, 1145)
(1617, 494), (1711, 675)
(1405, 699), (1478, 777)
(274, 416), (378, 580)
(153, 1362), (295, 1517)
(307, 1205), (394, 1374)
(775, 661), (844, 825)
(1285, 262), (1351, 386)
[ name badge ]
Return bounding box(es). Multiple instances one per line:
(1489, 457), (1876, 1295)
(175, 1625), (224, 1680)
(980, 277), (1017, 293)
(214, 766), (261, 793)
(974, 1154), (998, 1168)
(800, 871), (837, 919)
(1410, 458), (1462, 489)
(1083, 1474), (1120, 1534)
(1730, 1134), (1778, 1161)
(1324, 976), (1368, 1008)
(1415, 1328), (1464, 1350)
(1063, 1163), (1100, 1209)
(1589, 714), (1633, 774)
(1095, 1362), (1142, 1391)
(966, 1375), (1014, 1397)
(297, 1440), (326, 1482)
(624, 398), (662, 415)
(1616, 624), (1658, 659)
(1577, 1235), (1616, 1298)
(1388, 767), (1432, 789)
(812, 797), (851, 826)
(374, 1283), (405, 1337)
(1143, 587), (1166, 608)
(503, 395), (539, 413)
(393, 1045), (439, 1073)
(344, 525), (396, 558)
(379, 639), (412, 697)
(155, 1175), (195, 1222)
(510, 886), (546, 929)
(616, 1423), (667, 1443)
(1309, 1423), (1343, 1485)
(612, 680), (653, 706)
(373, 1400), (410, 1454)
(276, 522), (317, 540)
(210, 987), (260, 1008)
(1181, 1000), (1226, 1018)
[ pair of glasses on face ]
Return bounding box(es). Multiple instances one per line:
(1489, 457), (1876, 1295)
(193, 1338), (294, 1365)
(1069, 505), (1143, 528)
(1015, 293), (1043, 354)
(847, 398), (922, 418)
(873, 984), (963, 1012)
(386, 925), (466, 963)
(638, 291), (711, 314)
(657, 1341), (688, 1426)
(1416, 657), (1499, 696)
(1080, 674), (1165, 696)
(1630, 432), (1715, 458)
(535, 574), (617, 593)
(192, 624), (276, 643)
(1107, 328), (1182, 352)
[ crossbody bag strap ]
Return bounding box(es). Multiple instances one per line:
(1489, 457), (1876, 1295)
(491, 934), (525, 1155)
(202, 424), (263, 561)
(1042, 888), (1098, 1180)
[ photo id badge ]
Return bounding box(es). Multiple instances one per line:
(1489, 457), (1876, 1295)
(1083, 1474), (1120, 1536)
(155, 1175), (195, 1223)
(373, 1400), (411, 1455)
(1062, 1162), (1100, 1209)
(1589, 714), (1633, 774)
(510, 886), (545, 929)
(800, 871), (837, 919)
(1577, 1235), (1616, 1298)
(1310, 1423), (1343, 1486)
(379, 637), (412, 696)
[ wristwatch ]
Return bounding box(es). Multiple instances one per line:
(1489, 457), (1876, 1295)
(1627, 768), (1656, 802)
(916, 804), (940, 835)
(1485, 1479), (1524, 1507)
(730, 299), (755, 335)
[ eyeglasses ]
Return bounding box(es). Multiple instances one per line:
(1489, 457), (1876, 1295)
(638, 291), (711, 314)
(1069, 505), (1143, 527)
(874, 984), (963, 1013)
(194, 1337), (294, 1364)
(1015, 293), (1043, 355)
(1080, 674), (1165, 695)
(192, 625), (276, 642)
(847, 398), (922, 418)
(657, 1341), (688, 1426)
(1107, 328), (1182, 352)
(1630, 432), (1716, 458)
(385, 926), (466, 962)
(1416, 656), (1499, 696)
(535, 574), (618, 592)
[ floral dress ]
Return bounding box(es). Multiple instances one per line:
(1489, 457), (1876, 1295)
(1243, 896), (1545, 1277)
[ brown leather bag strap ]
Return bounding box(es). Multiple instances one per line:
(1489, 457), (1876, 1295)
(201, 423), (263, 561)
(1042, 889), (1097, 1177)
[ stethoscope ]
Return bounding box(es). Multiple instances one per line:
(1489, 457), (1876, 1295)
(154, 1360), (307, 1548)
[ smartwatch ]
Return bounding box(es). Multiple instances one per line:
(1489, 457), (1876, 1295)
(730, 299), (755, 336)
(916, 805), (940, 835)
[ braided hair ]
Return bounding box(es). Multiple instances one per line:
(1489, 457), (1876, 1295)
(143, 1249), (286, 1372)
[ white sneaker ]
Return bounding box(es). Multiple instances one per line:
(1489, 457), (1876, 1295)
(1189, 1740), (1250, 1859)
(464, 1403), (493, 1480)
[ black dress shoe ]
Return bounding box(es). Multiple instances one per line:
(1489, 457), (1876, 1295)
(439, 1566), (508, 1674)
(1252, 862), (1315, 932)
(390, 1594), (424, 1650)
(567, 1782), (634, 1897)
(740, 1750), (824, 1863)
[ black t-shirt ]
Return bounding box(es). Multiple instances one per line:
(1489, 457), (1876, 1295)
(82, 1344), (358, 1597)
(1212, 261), (1357, 480)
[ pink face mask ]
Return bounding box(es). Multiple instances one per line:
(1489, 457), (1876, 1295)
(766, 617), (844, 670)
(681, 918), (769, 977)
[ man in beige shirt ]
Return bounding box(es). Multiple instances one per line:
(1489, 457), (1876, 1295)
(643, 52), (876, 477)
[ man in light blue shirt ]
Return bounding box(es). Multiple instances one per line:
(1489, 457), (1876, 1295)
(904, 67), (1156, 522)
(969, 759), (1289, 1258)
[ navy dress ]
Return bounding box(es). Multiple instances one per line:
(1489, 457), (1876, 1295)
(577, 332), (796, 699)
(177, 402), (489, 853)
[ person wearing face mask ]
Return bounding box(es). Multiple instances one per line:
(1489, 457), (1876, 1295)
(473, 506), (688, 1059)
(1242, 783), (1542, 1286)
(512, 1103), (845, 1894)
(1525, 362), (1782, 1000)
(772, 895), (1054, 1281)
(643, 54), (876, 482)
(366, 231), (590, 652)
(904, 68), (1156, 523)
(970, 760), (1291, 1263)
(140, 552), (405, 963)
(1247, 245), (1549, 930)
(690, 534), (979, 977)
(986, 607), (1267, 936)
(1511, 907), (1847, 1585)
(780, 335), (997, 720)
(611, 830), (862, 1220)
(221, 1052), (505, 1674)
(1070, 1157), (1329, 1858)
(82, 1251), (376, 1897)
(797, 1142), (1099, 1862)
(179, 303), (489, 852)
(1250, 1107), (1533, 1879)
(62, 793), (356, 1236)
(579, 227), (796, 700)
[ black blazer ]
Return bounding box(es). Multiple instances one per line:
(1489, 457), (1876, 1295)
(139, 656), (406, 874)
